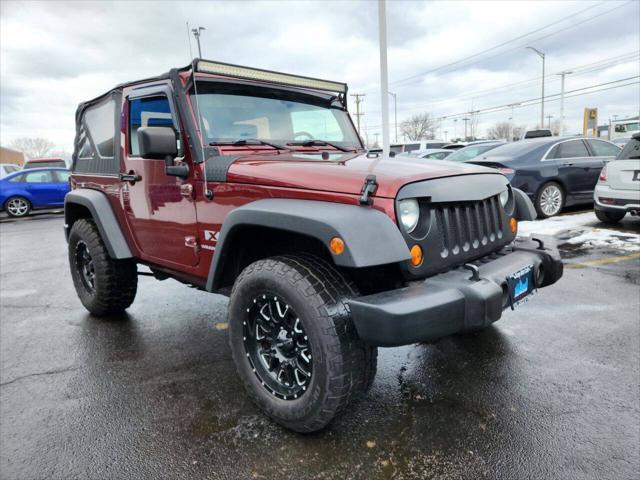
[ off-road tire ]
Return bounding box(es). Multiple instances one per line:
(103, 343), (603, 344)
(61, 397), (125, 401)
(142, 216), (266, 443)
(228, 254), (377, 433)
(68, 219), (137, 316)
(5, 196), (31, 218)
(595, 207), (625, 224)
(535, 181), (564, 218)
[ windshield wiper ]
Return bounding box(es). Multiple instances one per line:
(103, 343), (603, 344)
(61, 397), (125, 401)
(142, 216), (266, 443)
(287, 140), (354, 152)
(210, 139), (290, 151)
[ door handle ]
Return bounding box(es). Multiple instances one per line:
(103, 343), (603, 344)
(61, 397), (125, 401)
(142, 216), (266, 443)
(119, 172), (141, 184)
(562, 162), (574, 166)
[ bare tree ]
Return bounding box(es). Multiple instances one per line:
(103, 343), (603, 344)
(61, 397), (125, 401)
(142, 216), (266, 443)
(400, 113), (435, 141)
(9, 137), (55, 159)
(512, 124), (526, 140)
(487, 121), (511, 140)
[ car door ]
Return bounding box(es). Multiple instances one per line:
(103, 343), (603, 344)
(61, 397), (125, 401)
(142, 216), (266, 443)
(21, 170), (60, 207)
(548, 139), (602, 200)
(52, 170), (71, 205)
(121, 84), (199, 268)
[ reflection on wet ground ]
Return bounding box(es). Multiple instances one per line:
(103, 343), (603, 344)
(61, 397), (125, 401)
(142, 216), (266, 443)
(1, 215), (638, 479)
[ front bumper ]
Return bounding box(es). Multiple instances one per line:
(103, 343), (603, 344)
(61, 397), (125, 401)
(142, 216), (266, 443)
(349, 235), (563, 347)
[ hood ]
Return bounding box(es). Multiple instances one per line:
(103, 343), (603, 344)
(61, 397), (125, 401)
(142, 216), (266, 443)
(225, 151), (499, 198)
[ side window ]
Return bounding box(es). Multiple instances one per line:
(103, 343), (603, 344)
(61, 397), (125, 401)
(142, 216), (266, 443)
(55, 171), (71, 182)
(9, 174), (24, 183)
(129, 96), (174, 156)
(588, 140), (621, 157)
(82, 100), (116, 158)
(554, 140), (589, 159)
(405, 143), (421, 152)
(24, 171), (54, 183)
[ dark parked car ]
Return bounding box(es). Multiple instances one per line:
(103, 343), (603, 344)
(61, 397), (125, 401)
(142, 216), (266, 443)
(468, 137), (621, 217)
(0, 167), (71, 217)
(444, 141), (505, 162)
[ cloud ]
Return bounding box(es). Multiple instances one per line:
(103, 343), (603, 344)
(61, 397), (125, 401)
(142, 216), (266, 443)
(1, 0), (638, 150)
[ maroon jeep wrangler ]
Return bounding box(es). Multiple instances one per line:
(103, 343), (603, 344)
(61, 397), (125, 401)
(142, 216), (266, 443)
(65, 60), (562, 432)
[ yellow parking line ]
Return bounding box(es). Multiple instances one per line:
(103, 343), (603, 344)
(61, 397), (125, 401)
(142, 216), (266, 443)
(566, 252), (640, 269)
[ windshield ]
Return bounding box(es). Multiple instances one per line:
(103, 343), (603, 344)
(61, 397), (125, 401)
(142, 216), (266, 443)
(446, 143), (502, 162)
(618, 137), (640, 159)
(193, 83), (361, 149)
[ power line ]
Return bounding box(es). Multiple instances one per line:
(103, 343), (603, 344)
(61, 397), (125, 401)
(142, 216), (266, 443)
(365, 53), (638, 116)
(389, 0), (634, 88)
(361, 77), (639, 130)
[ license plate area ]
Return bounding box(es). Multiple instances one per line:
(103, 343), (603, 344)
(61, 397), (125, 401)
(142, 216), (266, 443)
(507, 264), (536, 309)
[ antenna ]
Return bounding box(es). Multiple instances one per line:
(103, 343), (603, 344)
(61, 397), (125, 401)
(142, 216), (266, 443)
(186, 22), (213, 200)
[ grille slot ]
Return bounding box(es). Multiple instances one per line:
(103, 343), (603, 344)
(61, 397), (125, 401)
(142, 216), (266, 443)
(433, 196), (504, 259)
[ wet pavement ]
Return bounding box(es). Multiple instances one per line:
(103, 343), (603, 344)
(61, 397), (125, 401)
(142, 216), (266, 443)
(1, 212), (639, 479)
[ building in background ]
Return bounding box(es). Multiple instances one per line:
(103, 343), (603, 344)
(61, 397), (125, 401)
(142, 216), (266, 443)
(0, 147), (25, 166)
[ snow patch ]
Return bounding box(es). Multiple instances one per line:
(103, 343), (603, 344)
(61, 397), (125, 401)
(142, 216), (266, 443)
(519, 212), (639, 252)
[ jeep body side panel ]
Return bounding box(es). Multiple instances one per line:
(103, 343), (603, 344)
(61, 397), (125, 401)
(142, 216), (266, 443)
(206, 199), (410, 292)
(64, 189), (133, 259)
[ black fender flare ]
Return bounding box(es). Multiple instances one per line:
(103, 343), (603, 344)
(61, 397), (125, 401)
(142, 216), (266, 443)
(206, 199), (410, 292)
(513, 188), (537, 221)
(64, 190), (133, 259)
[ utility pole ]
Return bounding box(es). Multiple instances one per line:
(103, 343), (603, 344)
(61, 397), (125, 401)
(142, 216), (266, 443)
(374, 133), (380, 147)
(546, 115), (553, 129)
(191, 26), (206, 58)
(444, 130), (448, 142)
(453, 118), (458, 140)
(350, 94), (366, 136)
(508, 103), (520, 141)
(388, 91), (398, 143)
(558, 71), (572, 136)
(378, 0), (390, 153)
(526, 46), (545, 127)
(462, 117), (470, 140)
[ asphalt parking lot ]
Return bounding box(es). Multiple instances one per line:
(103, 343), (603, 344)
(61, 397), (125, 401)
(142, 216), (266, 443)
(1, 211), (639, 480)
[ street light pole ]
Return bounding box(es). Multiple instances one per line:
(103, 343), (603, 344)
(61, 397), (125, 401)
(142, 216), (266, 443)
(453, 118), (458, 140)
(191, 26), (206, 58)
(377, 0), (390, 153)
(557, 70), (572, 136)
(388, 91), (398, 143)
(526, 46), (545, 127)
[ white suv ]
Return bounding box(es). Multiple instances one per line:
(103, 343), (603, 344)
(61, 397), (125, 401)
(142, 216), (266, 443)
(594, 133), (640, 224)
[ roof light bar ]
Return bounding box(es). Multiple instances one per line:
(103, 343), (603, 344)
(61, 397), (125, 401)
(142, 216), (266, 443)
(196, 60), (347, 94)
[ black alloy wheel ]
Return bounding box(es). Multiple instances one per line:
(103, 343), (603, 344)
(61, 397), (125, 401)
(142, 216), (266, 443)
(243, 294), (312, 400)
(75, 240), (96, 293)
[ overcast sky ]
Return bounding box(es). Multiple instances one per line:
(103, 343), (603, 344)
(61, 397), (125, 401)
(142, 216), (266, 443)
(1, 0), (639, 151)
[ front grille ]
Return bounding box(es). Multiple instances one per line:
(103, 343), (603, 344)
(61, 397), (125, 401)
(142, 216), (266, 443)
(433, 195), (503, 258)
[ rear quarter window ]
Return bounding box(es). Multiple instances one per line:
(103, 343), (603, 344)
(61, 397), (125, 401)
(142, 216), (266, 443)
(73, 93), (120, 175)
(588, 140), (620, 157)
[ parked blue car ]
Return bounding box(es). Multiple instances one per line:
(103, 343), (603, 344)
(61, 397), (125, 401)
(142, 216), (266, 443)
(0, 167), (71, 217)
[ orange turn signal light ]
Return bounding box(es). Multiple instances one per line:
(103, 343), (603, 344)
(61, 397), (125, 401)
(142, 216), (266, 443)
(510, 217), (517, 234)
(329, 237), (345, 255)
(410, 244), (423, 267)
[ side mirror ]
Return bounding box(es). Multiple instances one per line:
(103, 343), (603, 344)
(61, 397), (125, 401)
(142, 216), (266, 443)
(137, 126), (188, 179)
(137, 126), (178, 163)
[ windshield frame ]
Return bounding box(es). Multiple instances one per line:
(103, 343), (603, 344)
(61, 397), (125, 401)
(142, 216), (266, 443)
(189, 78), (364, 152)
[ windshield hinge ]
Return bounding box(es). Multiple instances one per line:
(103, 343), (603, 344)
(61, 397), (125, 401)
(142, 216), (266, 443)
(359, 175), (378, 206)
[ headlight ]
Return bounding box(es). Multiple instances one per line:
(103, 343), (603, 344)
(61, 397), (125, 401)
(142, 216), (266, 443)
(398, 199), (420, 233)
(499, 189), (510, 207)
